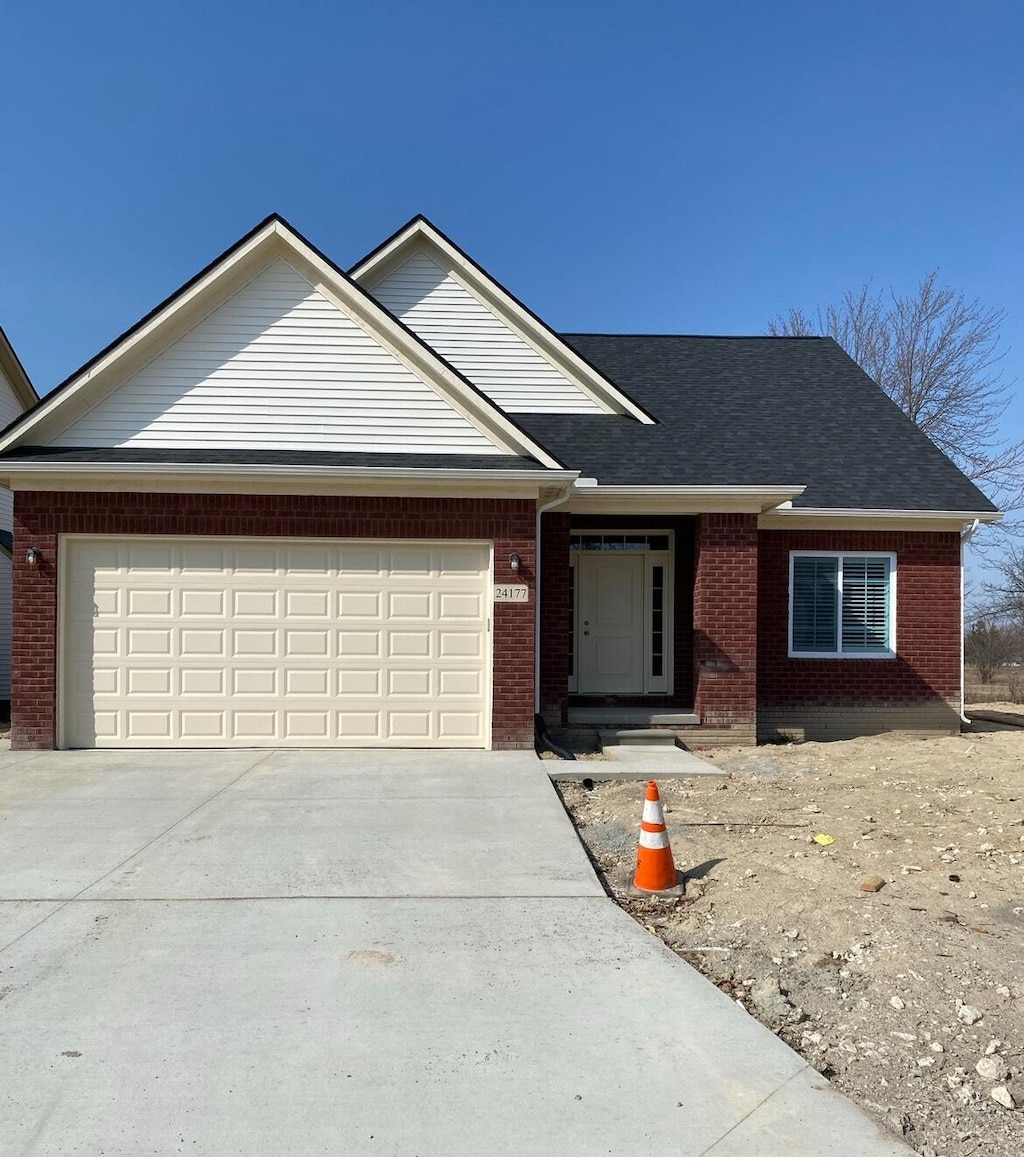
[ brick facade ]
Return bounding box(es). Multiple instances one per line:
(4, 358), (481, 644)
(758, 529), (962, 739)
(692, 513), (758, 739)
(12, 491), (537, 751)
(538, 511), (572, 723)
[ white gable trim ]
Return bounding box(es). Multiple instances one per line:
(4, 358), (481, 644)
(0, 218), (565, 469)
(350, 217), (656, 425)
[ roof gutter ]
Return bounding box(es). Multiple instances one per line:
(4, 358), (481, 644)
(767, 506), (1003, 522)
(0, 461), (580, 485)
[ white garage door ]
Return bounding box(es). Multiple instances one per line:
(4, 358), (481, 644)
(62, 538), (491, 749)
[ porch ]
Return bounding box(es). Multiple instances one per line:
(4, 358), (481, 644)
(539, 512), (759, 746)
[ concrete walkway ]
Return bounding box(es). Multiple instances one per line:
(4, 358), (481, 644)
(0, 749), (910, 1155)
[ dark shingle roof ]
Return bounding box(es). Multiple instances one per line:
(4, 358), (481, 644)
(513, 334), (997, 511)
(0, 447), (547, 472)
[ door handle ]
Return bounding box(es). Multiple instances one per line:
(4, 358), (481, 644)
(583, 630), (590, 636)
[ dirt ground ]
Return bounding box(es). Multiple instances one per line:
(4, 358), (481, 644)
(555, 717), (1024, 1157)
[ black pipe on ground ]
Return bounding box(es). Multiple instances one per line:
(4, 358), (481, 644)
(534, 713), (576, 761)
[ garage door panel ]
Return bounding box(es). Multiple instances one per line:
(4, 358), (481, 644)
(337, 669), (380, 696)
(234, 590), (278, 617)
(181, 668), (225, 696)
(63, 538), (490, 749)
(286, 590), (331, 618)
(181, 589), (226, 616)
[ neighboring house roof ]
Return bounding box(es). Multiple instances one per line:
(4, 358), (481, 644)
(511, 334), (998, 513)
(0, 326), (38, 412)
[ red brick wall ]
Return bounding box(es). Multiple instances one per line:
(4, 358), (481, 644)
(692, 514), (758, 731)
(758, 530), (961, 707)
(538, 511), (571, 722)
(12, 491), (537, 751)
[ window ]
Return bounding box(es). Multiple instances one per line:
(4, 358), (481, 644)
(570, 533), (670, 552)
(789, 552), (895, 658)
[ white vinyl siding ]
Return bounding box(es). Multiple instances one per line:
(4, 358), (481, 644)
(789, 552), (896, 659)
(62, 537), (491, 749)
(50, 260), (504, 455)
(368, 253), (607, 414)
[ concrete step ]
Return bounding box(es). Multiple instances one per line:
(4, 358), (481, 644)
(598, 728), (679, 747)
(570, 708), (699, 726)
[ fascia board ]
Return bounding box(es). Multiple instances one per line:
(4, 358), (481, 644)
(0, 461), (577, 482)
(351, 218), (657, 425)
(562, 484), (806, 515)
(0, 462), (580, 498)
(759, 507), (1004, 530)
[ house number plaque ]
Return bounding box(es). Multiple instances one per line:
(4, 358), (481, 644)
(493, 584), (529, 603)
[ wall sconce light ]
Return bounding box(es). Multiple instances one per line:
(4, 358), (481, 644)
(509, 552), (522, 571)
(26, 548), (40, 567)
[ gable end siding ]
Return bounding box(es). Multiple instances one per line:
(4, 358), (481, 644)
(49, 260), (504, 456)
(368, 253), (606, 414)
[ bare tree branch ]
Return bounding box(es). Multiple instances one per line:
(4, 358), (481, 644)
(769, 273), (1022, 513)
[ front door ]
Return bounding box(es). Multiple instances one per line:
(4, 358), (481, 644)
(577, 553), (646, 693)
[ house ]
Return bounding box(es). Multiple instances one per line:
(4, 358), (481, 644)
(0, 326), (39, 709)
(0, 215), (1000, 751)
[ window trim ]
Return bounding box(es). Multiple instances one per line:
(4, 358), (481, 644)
(788, 550), (897, 660)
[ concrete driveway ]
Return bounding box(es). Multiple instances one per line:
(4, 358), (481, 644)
(0, 749), (909, 1156)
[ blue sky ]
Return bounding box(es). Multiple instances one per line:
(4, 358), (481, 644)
(3, 0), (1023, 502)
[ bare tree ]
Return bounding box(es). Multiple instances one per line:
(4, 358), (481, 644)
(983, 546), (1024, 628)
(769, 274), (1022, 511)
(965, 618), (1008, 683)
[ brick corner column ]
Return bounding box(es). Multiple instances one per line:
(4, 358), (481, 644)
(491, 532), (537, 750)
(692, 513), (757, 740)
(538, 511), (571, 726)
(11, 522), (58, 751)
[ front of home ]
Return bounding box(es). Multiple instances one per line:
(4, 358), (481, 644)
(0, 216), (999, 751)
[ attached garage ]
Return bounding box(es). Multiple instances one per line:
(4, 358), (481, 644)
(61, 537), (492, 749)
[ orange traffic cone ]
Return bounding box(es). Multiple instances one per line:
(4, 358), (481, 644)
(633, 779), (678, 892)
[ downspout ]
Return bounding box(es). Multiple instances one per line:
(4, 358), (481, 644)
(959, 518), (981, 725)
(534, 482), (575, 715)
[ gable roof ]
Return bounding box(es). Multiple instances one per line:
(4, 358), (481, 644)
(0, 215), (565, 470)
(0, 326), (38, 411)
(350, 215), (656, 424)
(513, 334), (999, 513)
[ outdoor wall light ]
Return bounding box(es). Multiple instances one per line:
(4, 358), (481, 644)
(26, 548), (40, 567)
(509, 552), (522, 571)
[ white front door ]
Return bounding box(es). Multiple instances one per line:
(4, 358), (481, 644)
(576, 553), (646, 693)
